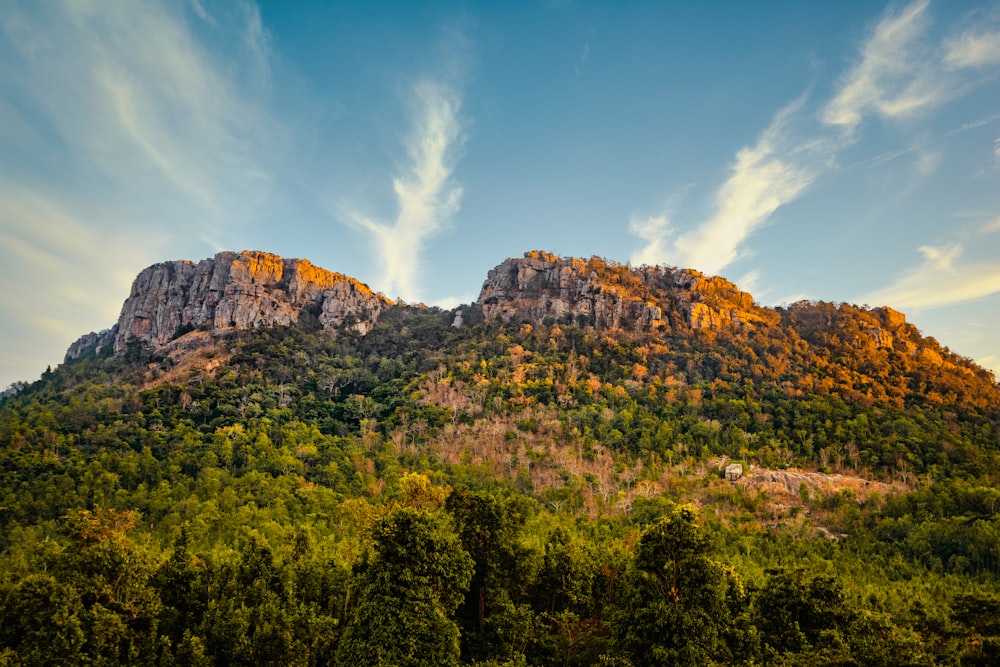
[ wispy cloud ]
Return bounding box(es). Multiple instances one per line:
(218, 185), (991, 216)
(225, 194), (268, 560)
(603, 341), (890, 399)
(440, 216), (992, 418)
(864, 244), (1000, 310)
(820, 0), (938, 134)
(630, 97), (823, 274)
(915, 150), (941, 175)
(945, 112), (1000, 136)
(673, 103), (819, 275)
(188, 0), (216, 26)
(0, 0), (279, 237)
(432, 293), (478, 310)
(0, 188), (157, 385)
(0, 0), (280, 382)
(0, 189), (149, 330)
(348, 80), (465, 301)
(631, 0), (1000, 279)
(822, 3), (1000, 133)
(575, 41), (592, 75)
(976, 354), (1000, 377)
(629, 214), (673, 268)
(945, 30), (1000, 68)
(735, 270), (762, 296)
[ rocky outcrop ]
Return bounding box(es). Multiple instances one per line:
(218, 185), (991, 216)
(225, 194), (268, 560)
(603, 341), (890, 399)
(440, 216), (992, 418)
(65, 326), (119, 360)
(67, 251), (391, 357)
(738, 467), (897, 501)
(477, 251), (778, 333)
(64, 248), (986, 400)
(783, 300), (962, 370)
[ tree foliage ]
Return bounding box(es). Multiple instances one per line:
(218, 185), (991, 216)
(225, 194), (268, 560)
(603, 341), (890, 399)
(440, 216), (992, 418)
(0, 300), (997, 664)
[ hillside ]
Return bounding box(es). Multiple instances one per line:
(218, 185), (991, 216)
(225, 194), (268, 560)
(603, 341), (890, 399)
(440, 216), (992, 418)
(1, 250), (999, 665)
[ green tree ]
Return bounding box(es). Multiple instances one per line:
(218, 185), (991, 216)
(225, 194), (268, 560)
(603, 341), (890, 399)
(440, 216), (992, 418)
(446, 488), (535, 663)
(612, 505), (736, 665)
(152, 526), (206, 646)
(196, 535), (322, 666)
(1, 508), (167, 665)
(755, 568), (853, 658)
(0, 572), (86, 664)
(336, 508), (473, 667)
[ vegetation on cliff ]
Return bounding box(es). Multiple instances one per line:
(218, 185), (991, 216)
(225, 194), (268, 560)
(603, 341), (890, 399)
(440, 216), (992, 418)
(1, 253), (999, 665)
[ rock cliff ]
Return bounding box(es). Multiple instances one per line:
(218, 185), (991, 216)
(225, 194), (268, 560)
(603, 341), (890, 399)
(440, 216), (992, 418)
(67, 251), (390, 359)
(64, 326), (119, 360)
(64, 249), (986, 398)
(476, 251), (779, 333)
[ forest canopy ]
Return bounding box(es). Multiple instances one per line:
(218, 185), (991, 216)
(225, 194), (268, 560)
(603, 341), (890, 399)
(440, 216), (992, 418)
(1, 303), (998, 665)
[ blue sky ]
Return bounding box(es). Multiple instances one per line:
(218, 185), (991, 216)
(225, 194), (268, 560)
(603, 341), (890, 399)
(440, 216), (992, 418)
(2, 0), (999, 389)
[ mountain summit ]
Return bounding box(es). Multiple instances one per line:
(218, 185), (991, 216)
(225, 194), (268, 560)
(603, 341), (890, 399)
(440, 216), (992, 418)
(67, 250), (391, 359)
(72, 248), (779, 358)
(65, 250), (996, 400)
(479, 250), (778, 332)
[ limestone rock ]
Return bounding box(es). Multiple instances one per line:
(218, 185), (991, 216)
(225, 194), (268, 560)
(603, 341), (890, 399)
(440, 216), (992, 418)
(65, 326), (119, 361)
(110, 251), (390, 353)
(477, 251), (778, 333)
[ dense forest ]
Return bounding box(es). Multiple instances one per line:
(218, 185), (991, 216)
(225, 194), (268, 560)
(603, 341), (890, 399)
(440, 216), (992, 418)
(1, 300), (999, 665)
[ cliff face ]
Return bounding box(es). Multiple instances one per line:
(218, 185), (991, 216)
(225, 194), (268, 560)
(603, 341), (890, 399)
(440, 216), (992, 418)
(473, 252), (996, 406)
(68, 251), (390, 359)
(476, 251), (779, 333)
(65, 327), (119, 360)
(64, 249), (991, 399)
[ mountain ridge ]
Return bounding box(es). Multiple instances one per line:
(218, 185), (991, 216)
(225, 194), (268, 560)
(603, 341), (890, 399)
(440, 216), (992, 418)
(6, 251), (1000, 666)
(65, 249), (997, 393)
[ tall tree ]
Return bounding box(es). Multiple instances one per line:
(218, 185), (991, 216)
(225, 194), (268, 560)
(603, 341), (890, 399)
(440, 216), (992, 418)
(446, 488), (535, 663)
(612, 505), (737, 665)
(336, 508), (473, 667)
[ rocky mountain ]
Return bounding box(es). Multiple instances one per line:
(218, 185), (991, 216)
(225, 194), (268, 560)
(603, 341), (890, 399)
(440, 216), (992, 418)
(64, 249), (997, 403)
(9, 248), (999, 666)
(67, 250), (391, 360)
(478, 250), (778, 332)
(69, 249), (781, 360)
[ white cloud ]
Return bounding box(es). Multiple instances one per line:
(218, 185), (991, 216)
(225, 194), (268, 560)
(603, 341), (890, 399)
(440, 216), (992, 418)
(628, 214), (673, 267)
(432, 294), (477, 310)
(915, 150), (941, 175)
(0, 189), (155, 383)
(349, 80), (465, 301)
(864, 244), (1000, 310)
(945, 30), (1000, 68)
(575, 41), (592, 75)
(630, 0), (998, 279)
(735, 270), (761, 296)
(679, 123), (815, 274)
(630, 97), (821, 275)
(188, 0), (215, 25)
(946, 112), (1000, 136)
(0, 0), (280, 234)
(976, 354), (1000, 378)
(822, 3), (1000, 133)
(0, 1), (281, 385)
(775, 293), (812, 308)
(821, 0), (938, 133)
